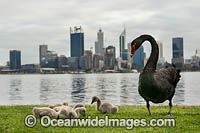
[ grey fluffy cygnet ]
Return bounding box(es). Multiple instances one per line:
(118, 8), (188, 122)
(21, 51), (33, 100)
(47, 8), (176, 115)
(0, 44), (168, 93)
(32, 107), (59, 119)
(59, 106), (86, 119)
(73, 104), (85, 109)
(74, 107), (86, 117)
(91, 96), (118, 114)
(48, 102), (68, 109)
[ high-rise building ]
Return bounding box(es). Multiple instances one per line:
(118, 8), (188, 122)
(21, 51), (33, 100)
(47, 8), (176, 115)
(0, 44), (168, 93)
(172, 37), (184, 68)
(84, 50), (93, 70)
(58, 55), (68, 68)
(93, 54), (104, 71)
(70, 26), (84, 57)
(104, 46), (116, 69)
(9, 50), (21, 70)
(95, 29), (104, 56)
(122, 49), (128, 60)
(132, 46), (145, 68)
(39, 45), (58, 68)
(67, 57), (79, 70)
(157, 41), (163, 58)
(157, 41), (165, 65)
(39, 45), (48, 65)
(119, 28), (126, 59)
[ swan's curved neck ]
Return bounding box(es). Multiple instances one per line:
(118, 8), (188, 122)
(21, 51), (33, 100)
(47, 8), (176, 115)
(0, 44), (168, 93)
(140, 35), (159, 73)
(97, 99), (101, 111)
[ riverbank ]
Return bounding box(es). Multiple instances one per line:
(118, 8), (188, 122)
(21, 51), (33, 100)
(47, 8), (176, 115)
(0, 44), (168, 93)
(0, 105), (199, 132)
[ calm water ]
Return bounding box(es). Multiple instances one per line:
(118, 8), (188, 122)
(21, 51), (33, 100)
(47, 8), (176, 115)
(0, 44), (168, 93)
(0, 72), (199, 105)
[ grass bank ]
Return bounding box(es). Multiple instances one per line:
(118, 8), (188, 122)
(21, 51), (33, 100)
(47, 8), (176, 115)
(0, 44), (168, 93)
(0, 105), (199, 132)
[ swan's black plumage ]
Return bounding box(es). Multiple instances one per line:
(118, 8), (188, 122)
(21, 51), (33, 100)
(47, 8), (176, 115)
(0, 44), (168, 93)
(131, 35), (181, 115)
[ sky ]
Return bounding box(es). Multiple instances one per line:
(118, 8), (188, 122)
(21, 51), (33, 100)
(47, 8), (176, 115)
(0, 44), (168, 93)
(0, 0), (200, 65)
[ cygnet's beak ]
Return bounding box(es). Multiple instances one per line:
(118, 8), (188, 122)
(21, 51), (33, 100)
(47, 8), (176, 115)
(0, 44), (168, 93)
(91, 101), (94, 104)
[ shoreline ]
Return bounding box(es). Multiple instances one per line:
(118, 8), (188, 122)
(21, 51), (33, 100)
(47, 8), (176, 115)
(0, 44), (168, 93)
(0, 71), (200, 75)
(1, 104), (200, 106)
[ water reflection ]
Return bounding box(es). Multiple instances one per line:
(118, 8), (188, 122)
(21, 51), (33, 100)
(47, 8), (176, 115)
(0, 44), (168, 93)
(40, 79), (51, 103)
(0, 72), (199, 105)
(96, 78), (107, 100)
(71, 76), (86, 103)
(9, 79), (22, 103)
(173, 74), (185, 105)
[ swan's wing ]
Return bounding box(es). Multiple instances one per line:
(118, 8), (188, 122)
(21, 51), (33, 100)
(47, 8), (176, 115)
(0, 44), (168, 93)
(154, 67), (181, 87)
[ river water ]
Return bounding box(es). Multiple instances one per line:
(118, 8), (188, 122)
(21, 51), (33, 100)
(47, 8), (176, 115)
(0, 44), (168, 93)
(0, 72), (199, 105)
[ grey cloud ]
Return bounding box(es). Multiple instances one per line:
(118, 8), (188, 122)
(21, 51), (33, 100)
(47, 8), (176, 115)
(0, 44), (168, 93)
(0, 0), (200, 65)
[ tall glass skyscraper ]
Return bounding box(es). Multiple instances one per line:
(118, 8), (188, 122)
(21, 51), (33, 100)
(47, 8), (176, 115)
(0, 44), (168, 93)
(70, 26), (84, 57)
(133, 46), (145, 68)
(95, 28), (104, 56)
(9, 50), (21, 70)
(172, 37), (184, 68)
(119, 28), (126, 59)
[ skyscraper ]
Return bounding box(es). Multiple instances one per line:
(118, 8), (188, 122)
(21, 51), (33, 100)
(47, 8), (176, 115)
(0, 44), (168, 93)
(95, 28), (104, 56)
(133, 46), (145, 68)
(9, 50), (21, 70)
(70, 26), (84, 57)
(157, 41), (165, 65)
(39, 45), (58, 68)
(172, 37), (184, 68)
(119, 28), (126, 59)
(157, 41), (163, 58)
(39, 45), (48, 65)
(104, 46), (116, 69)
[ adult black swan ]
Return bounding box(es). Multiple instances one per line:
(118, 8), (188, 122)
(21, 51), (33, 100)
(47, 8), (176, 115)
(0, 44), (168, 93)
(130, 34), (181, 115)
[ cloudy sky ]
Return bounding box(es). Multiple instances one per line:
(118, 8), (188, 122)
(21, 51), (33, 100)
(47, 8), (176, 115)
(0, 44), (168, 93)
(0, 0), (199, 65)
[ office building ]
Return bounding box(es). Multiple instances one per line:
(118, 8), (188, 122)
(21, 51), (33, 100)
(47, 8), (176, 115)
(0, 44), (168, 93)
(84, 50), (93, 70)
(39, 45), (48, 65)
(119, 28), (126, 59)
(58, 55), (68, 68)
(9, 50), (21, 70)
(93, 54), (104, 71)
(104, 46), (116, 69)
(157, 41), (165, 65)
(70, 26), (84, 57)
(132, 46), (145, 68)
(67, 57), (79, 70)
(171, 37), (184, 68)
(39, 45), (58, 68)
(95, 29), (104, 56)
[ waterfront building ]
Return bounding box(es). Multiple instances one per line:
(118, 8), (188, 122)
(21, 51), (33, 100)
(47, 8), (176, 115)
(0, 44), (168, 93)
(39, 45), (48, 66)
(70, 26), (84, 57)
(119, 28), (126, 59)
(93, 54), (104, 71)
(157, 41), (165, 66)
(104, 46), (116, 69)
(9, 50), (21, 70)
(95, 29), (104, 56)
(171, 37), (184, 68)
(132, 46), (145, 68)
(39, 45), (58, 68)
(58, 55), (68, 68)
(67, 57), (79, 70)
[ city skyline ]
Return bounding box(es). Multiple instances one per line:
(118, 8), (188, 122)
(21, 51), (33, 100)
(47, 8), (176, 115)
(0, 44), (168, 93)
(0, 0), (200, 65)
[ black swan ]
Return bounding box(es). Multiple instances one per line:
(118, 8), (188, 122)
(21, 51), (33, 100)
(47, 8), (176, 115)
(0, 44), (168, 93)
(130, 34), (181, 115)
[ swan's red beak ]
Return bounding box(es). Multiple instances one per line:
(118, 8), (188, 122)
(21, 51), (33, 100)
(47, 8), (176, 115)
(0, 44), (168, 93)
(130, 45), (136, 57)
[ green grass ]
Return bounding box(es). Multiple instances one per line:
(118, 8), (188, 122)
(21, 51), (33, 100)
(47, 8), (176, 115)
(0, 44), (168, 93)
(0, 105), (200, 133)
